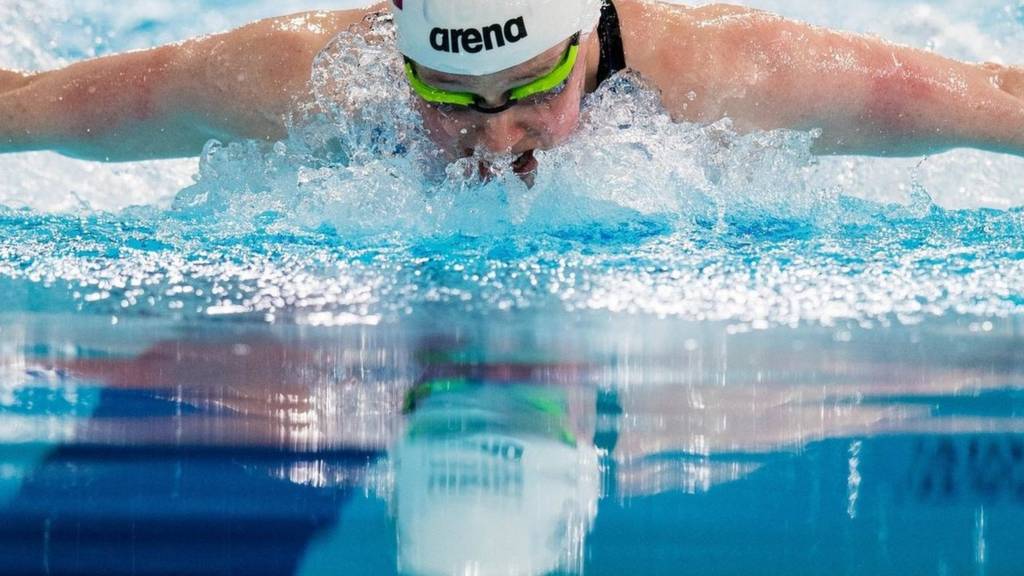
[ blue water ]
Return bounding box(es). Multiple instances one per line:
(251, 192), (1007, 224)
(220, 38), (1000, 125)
(2, 0), (1024, 575)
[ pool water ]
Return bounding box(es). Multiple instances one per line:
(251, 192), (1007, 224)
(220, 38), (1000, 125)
(2, 0), (1024, 575)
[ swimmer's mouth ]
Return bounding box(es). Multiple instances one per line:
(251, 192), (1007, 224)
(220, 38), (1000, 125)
(512, 150), (538, 176)
(464, 149), (539, 186)
(471, 150), (538, 185)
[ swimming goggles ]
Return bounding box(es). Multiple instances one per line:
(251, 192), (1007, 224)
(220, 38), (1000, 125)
(403, 33), (581, 114)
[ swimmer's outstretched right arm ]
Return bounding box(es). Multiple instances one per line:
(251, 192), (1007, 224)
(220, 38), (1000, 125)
(0, 7), (379, 161)
(626, 2), (1024, 157)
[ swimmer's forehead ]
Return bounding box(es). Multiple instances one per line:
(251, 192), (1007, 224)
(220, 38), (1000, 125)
(415, 38), (571, 90)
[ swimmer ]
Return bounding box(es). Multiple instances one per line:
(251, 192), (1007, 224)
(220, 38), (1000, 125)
(1, 0), (1023, 179)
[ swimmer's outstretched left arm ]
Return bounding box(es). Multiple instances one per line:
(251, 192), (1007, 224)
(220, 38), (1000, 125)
(0, 8), (378, 161)
(624, 2), (1024, 157)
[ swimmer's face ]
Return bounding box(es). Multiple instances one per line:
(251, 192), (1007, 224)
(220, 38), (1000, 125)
(410, 38), (589, 168)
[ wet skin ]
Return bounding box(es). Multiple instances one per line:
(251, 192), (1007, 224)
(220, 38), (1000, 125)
(1, 1), (1022, 164)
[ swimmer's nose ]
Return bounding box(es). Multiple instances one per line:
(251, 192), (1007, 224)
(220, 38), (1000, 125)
(476, 112), (526, 154)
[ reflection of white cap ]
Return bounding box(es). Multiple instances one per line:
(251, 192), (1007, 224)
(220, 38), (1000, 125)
(395, 433), (599, 576)
(390, 0), (602, 76)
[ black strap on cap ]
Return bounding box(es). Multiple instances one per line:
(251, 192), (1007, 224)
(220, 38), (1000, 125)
(596, 0), (627, 86)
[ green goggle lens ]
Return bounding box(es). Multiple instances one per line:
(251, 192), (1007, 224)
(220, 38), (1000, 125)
(404, 34), (581, 113)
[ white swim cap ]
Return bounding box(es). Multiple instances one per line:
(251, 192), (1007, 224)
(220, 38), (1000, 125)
(391, 0), (602, 76)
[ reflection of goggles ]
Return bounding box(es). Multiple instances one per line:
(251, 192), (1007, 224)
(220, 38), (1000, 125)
(403, 33), (581, 114)
(403, 377), (578, 446)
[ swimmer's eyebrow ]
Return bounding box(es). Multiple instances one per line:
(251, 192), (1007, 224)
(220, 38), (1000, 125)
(508, 68), (551, 83)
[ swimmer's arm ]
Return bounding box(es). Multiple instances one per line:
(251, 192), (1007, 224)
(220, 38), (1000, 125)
(0, 8), (376, 161)
(1, 46), (219, 161)
(639, 3), (1024, 156)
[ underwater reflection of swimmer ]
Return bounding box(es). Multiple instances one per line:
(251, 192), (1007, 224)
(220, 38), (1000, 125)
(33, 329), (1024, 471)
(7, 331), (1024, 574)
(7, 335), (605, 576)
(54, 336), (598, 569)
(28, 336), (606, 575)
(50, 337), (408, 450)
(46, 331), (1024, 491)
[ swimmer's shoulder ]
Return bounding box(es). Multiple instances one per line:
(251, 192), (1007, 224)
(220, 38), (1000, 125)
(611, 1), (775, 122)
(265, 4), (390, 41)
(182, 4), (387, 138)
(203, 4), (388, 62)
(615, 1), (781, 69)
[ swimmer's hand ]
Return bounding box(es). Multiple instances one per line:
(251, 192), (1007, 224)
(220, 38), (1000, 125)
(0, 7), (381, 161)
(630, 2), (1024, 157)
